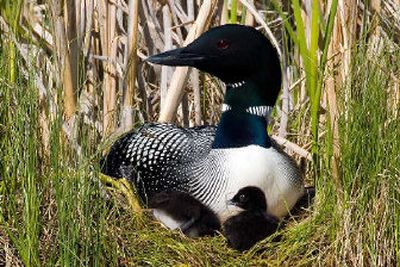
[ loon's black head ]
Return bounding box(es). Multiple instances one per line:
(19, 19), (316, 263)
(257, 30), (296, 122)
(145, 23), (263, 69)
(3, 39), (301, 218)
(228, 186), (267, 212)
(147, 24), (281, 107)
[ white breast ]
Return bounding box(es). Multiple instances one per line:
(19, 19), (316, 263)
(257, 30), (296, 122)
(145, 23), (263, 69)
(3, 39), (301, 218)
(209, 145), (304, 221)
(151, 145), (304, 229)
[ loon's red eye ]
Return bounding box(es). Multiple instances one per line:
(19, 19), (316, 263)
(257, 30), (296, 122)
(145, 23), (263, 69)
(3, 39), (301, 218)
(217, 39), (230, 50)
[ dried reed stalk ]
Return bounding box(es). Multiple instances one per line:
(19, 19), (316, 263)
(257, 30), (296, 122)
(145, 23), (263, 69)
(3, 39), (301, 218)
(244, 0), (254, 26)
(160, 4), (173, 112)
(50, 0), (76, 120)
(100, 0), (118, 137)
(187, 0), (202, 125)
(272, 135), (312, 161)
(121, 0), (140, 131)
(3, 0), (398, 167)
(158, 0), (218, 123)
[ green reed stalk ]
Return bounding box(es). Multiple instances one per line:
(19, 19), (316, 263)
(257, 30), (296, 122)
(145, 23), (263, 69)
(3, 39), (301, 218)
(230, 0), (238, 23)
(272, 0), (338, 175)
(1, 0), (22, 84)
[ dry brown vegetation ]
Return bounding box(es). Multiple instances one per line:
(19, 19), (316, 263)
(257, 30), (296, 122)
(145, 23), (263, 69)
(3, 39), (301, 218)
(0, 0), (398, 159)
(1, 0), (399, 266)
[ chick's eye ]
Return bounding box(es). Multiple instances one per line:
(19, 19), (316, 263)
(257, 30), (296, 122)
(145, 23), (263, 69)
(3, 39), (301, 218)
(217, 39), (230, 50)
(239, 194), (246, 202)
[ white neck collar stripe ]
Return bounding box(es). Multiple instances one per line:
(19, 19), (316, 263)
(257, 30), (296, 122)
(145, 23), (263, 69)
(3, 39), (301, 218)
(226, 81), (246, 88)
(246, 106), (273, 117)
(221, 104), (273, 118)
(221, 103), (231, 112)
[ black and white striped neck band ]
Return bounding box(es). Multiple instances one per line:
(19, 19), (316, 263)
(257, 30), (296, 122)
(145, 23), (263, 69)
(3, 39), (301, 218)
(221, 104), (273, 118)
(226, 81), (246, 88)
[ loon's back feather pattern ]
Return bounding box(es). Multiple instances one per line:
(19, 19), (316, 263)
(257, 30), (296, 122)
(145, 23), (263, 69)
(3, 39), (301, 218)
(101, 123), (217, 201)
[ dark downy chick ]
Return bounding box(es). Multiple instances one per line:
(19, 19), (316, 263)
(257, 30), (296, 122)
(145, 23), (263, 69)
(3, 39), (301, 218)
(148, 191), (221, 238)
(223, 186), (279, 252)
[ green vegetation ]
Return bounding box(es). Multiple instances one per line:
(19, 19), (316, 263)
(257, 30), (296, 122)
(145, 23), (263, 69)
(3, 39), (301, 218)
(1, 1), (399, 266)
(272, 0), (339, 172)
(0, 50), (107, 265)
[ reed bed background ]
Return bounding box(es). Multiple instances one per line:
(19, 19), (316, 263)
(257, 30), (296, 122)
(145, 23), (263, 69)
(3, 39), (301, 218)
(0, 0), (399, 266)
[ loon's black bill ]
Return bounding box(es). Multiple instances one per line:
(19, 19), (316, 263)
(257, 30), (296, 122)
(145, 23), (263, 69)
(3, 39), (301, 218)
(146, 48), (205, 66)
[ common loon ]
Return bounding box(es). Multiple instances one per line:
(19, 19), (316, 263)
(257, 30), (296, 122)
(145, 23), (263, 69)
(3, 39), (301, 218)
(148, 191), (221, 238)
(223, 186), (280, 252)
(101, 24), (305, 222)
